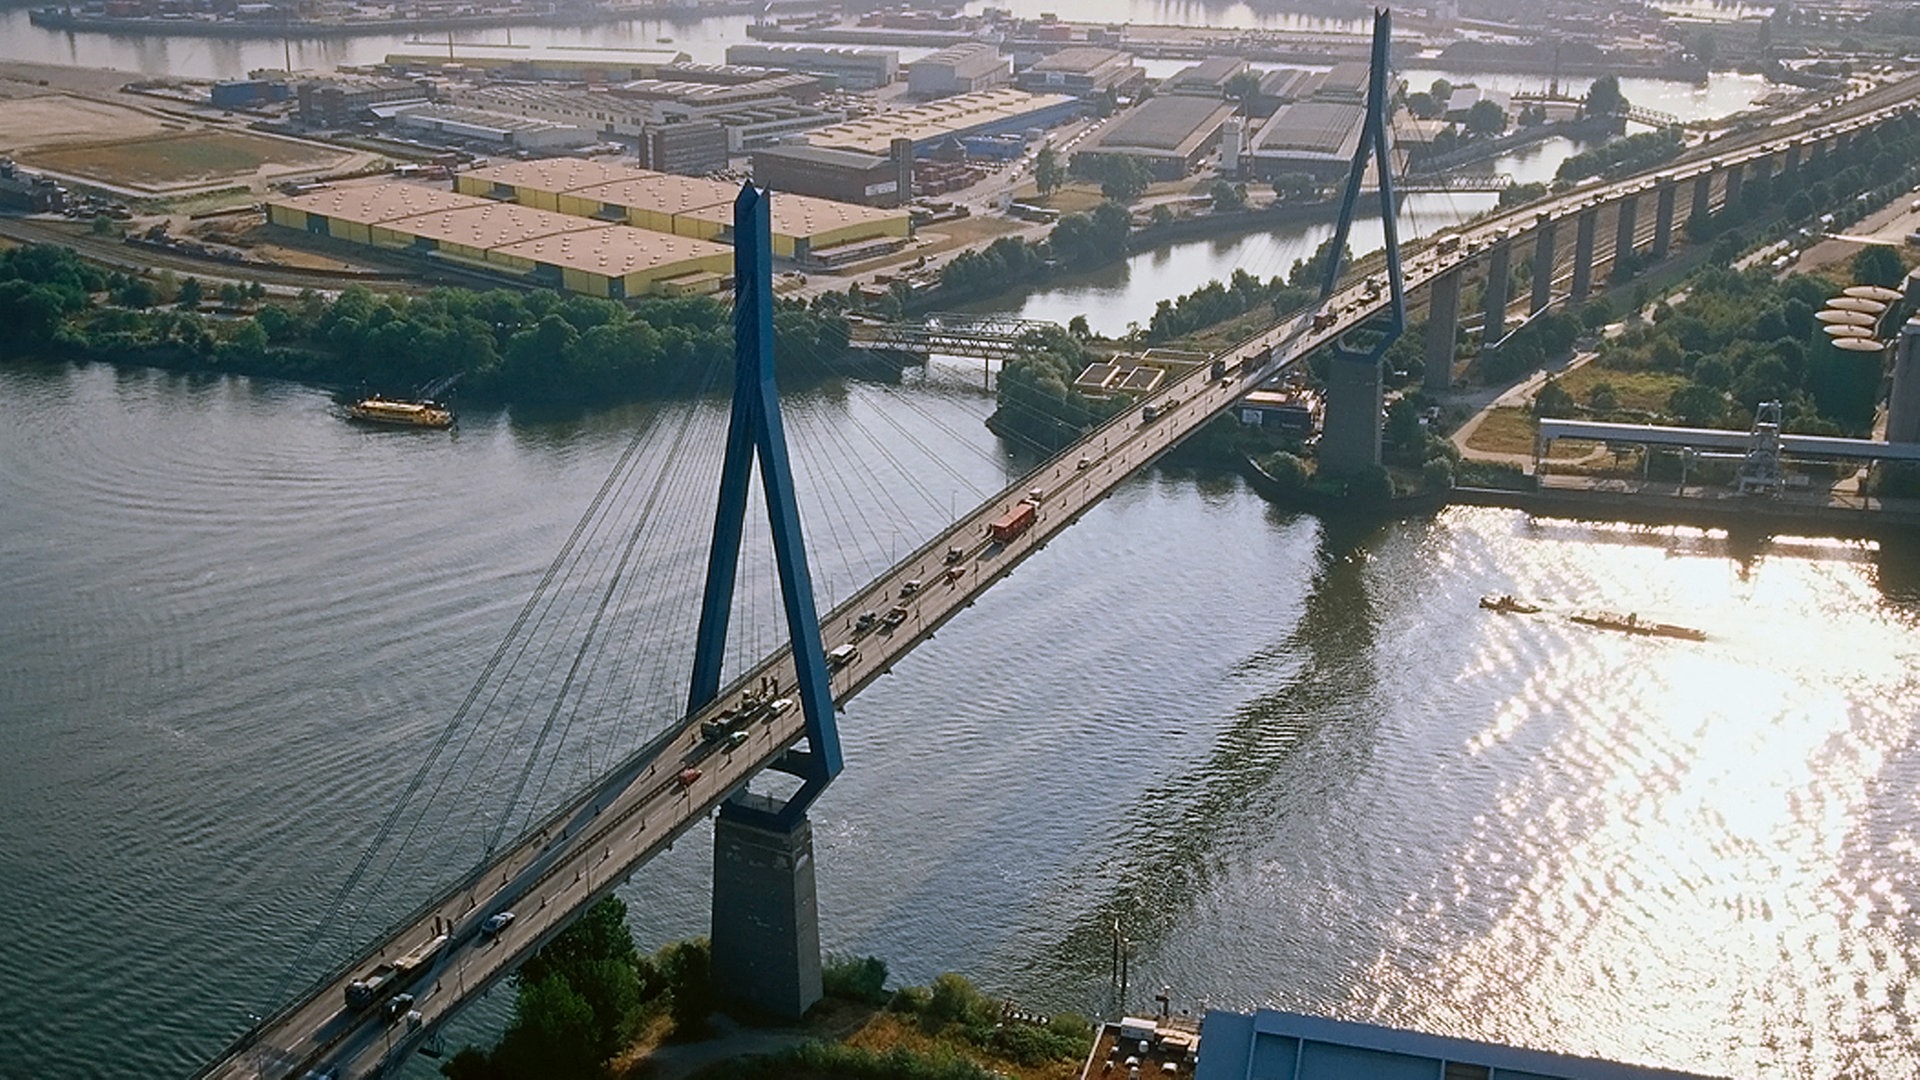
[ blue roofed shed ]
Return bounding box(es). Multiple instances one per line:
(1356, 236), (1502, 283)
(1192, 1009), (1720, 1080)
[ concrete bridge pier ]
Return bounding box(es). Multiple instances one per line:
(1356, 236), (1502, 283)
(1481, 237), (1512, 346)
(711, 801), (823, 1020)
(1425, 266), (1461, 393)
(1530, 215), (1556, 314)
(1784, 141), (1802, 175)
(1652, 182), (1677, 260)
(1691, 169), (1713, 229)
(1320, 359), (1385, 473)
(1613, 194), (1639, 274)
(1723, 162), (1744, 212)
(1571, 207), (1597, 302)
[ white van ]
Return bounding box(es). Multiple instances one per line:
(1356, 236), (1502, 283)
(827, 643), (859, 669)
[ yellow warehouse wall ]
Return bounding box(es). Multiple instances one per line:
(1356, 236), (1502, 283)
(367, 225), (413, 249)
(672, 216), (725, 242)
(333, 220), (372, 246)
(510, 184), (560, 212)
(454, 176), (487, 197)
(557, 193), (601, 218)
(487, 250), (536, 272)
(267, 205), (306, 229)
(561, 267), (612, 297)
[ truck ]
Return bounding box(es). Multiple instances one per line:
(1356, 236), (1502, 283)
(345, 933), (448, 1010)
(987, 500), (1037, 544)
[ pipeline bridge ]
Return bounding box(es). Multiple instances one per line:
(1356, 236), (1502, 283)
(196, 51), (1920, 1080)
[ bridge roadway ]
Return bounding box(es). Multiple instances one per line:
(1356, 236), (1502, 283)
(201, 80), (1920, 1080)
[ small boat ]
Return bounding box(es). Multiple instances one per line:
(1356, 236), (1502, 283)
(1479, 594), (1541, 614)
(1569, 610), (1706, 642)
(347, 396), (454, 429)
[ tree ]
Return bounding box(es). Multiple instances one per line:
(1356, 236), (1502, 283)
(1694, 29), (1719, 69)
(1097, 155), (1152, 203)
(1033, 144), (1065, 197)
(1465, 99), (1508, 137)
(1405, 91), (1440, 119)
(175, 276), (203, 311)
(1584, 74), (1626, 118)
(1668, 382), (1726, 426)
(1850, 244), (1906, 288)
(1271, 172), (1318, 201)
(1067, 314), (1091, 339)
(1223, 70), (1262, 101)
(1428, 78), (1454, 106)
(1210, 179), (1246, 211)
(1533, 377), (1577, 418)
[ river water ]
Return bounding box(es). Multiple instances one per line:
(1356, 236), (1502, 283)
(5, 349), (1920, 1080)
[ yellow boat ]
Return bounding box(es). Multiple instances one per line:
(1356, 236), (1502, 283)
(347, 397), (454, 429)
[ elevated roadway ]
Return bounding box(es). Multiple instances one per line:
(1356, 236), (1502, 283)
(199, 77), (1920, 1080)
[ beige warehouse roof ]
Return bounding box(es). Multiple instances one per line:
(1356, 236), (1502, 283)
(573, 173), (740, 215)
(803, 87), (1076, 155)
(395, 202), (612, 248)
(464, 158), (647, 195)
(492, 227), (732, 275)
(676, 191), (906, 237)
(269, 181), (494, 225)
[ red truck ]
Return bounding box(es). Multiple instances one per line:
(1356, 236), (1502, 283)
(987, 500), (1037, 544)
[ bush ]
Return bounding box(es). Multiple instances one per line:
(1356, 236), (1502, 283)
(1259, 450), (1310, 489)
(823, 955), (890, 1005)
(888, 985), (932, 1014)
(924, 973), (997, 1030)
(1422, 456), (1455, 491)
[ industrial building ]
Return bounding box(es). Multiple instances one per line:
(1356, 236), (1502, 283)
(1314, 61), (1371, 101)
(751, 143), (910, 207)
(1162, 57), (1249, 97)
(906, 42), (1010, 99)
(263, 180), (735, 298)
(1443, 84), (1512, 123)
(1072, 94), (1236, 180)
(450, 84), (842, 151)
(1194, 1009), (1715, 1080)
(801, 87), (1081, 156)
(297, 77), (432, 129)
(383, 43), (688, 82)
(642, 120), (729, 176)
(392, 104), (595, 151)
(209, 78), (290, 110)
(1014, 46), (1144, 98)
(1245, 100), (1366, 179)
(1246, 67), (1320, 117)
(723, 44), (900, 90)
(456, 159), (911, 265)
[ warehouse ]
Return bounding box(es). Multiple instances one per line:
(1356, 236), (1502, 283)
(1014, 46), (1144, 98)
(642, 120), (729, 176)
(802, 87), (1081, 155)
(455, 158), (642, 210)
(907, 42), (1010, 99)
(263, 182), (494, 247)
(723, 44), (899, 90)
(675, 195), (909, 262)
(750, 143), (909, 207)
(392, 104), (595, 152)
(489, 227), (732, 299)
(263, 181), (735, 297)
(1162, 57), (1248, 97)
(384, 43), (687, 82)
(1245, 100), (1365, 180)
(457, 159), (912, 262)
(1072, 94), (1236, 180)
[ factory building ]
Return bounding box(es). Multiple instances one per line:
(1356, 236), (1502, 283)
(297, 77), (432, 129)
(1245, 67), (1319, 117)
(802, 87), (1081, 156)
(383, 43), (688, 82)
(642, 120), (729, 176)
(750, 143), (910, 208)
(1244, 100), (1365, 180)
(263, 180), (733, 298)
(906, 43), (1011, 99)
(452, 83), (842, 152)
(209, 78), (290, 110)
(457, 159), (911, 265)
(1314, 61), (1371, 102)
(1072, 94), (1236, 180)
(392, 104), (595, 152)
(723, 44), (900, 90)
(1014, 46), (1144, 98)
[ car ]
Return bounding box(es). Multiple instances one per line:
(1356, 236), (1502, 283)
(1076, 455), (1091, 470)
(383, 993), (415, 1021)
(943, 546), (965, 564)
(855, 611), (878, 632)
(481, 912), (515, 936)
(881, 605), (909, 629)
(677, 767), (701, 789)
(900, 579), (921, 597)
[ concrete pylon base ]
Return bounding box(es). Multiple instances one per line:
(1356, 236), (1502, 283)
(1320, 358), (1384, 475)
(711, 802), (822, 1020)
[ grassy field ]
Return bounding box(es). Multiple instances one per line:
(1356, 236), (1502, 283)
(24, 131), (340, 189)
(1465, 406), (1602, 460)
(1553, 363), (1688, 412)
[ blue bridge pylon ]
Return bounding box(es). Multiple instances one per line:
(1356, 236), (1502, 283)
(687, 183), (843, 831)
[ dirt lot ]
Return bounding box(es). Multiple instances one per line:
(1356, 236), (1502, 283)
(20, 130), (352, 192)
(0, 91), (174, 150)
